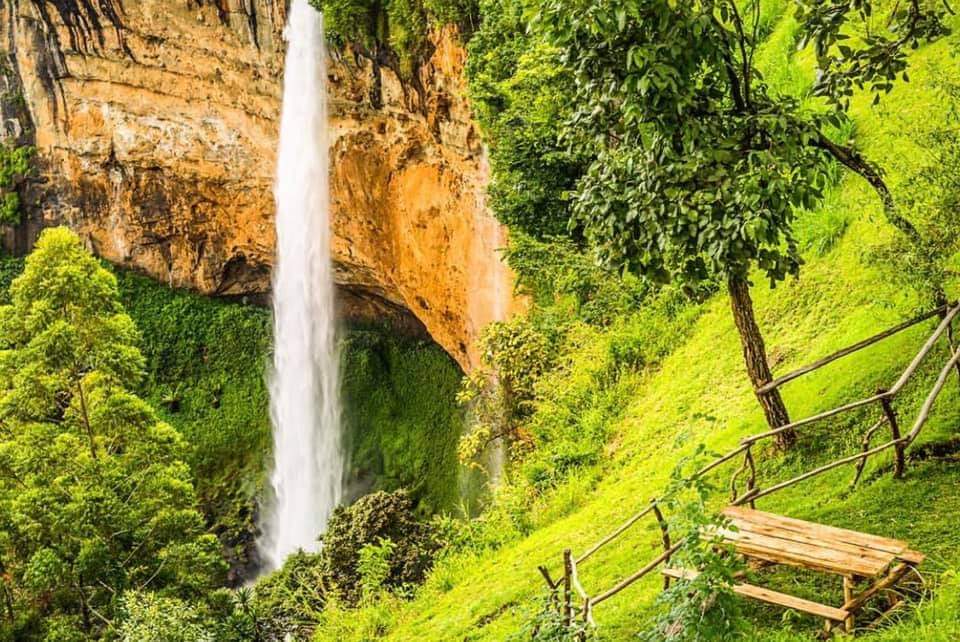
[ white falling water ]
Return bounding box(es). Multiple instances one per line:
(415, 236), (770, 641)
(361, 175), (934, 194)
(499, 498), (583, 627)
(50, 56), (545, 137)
(258, 0), (343, 573)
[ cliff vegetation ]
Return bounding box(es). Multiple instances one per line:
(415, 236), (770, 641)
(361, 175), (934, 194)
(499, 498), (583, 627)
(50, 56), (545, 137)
(5, 0), (960, 640)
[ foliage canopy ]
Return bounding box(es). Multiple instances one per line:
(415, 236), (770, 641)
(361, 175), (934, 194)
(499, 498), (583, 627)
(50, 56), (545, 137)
(0, 228), (224, 639)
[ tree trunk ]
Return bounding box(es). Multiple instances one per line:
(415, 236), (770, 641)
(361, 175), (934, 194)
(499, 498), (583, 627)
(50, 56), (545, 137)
(727, 275), (795, 449)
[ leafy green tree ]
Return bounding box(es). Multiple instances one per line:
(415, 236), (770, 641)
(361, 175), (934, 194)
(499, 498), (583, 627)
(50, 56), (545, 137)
(533, 0), (950, 446)
(465, 0), (589, 237)
(0, 227), (225, 639)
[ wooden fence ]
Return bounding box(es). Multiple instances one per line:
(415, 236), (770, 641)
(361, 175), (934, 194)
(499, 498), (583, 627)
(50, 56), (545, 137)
(539, 301), (960, 630)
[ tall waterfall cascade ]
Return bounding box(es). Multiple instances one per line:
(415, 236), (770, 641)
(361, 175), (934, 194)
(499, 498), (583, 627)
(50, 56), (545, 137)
(257, 0), (343, 573)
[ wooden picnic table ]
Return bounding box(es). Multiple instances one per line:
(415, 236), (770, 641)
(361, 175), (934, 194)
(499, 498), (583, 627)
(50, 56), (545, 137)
(663, 506), (925, 634)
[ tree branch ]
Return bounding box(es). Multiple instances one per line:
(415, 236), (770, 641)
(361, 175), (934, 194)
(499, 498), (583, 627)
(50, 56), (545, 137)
(76, 379), (98, 461)
(711, 14), (747, 112)
(814, 132), (922, 245)
(728, 1), (752, 107)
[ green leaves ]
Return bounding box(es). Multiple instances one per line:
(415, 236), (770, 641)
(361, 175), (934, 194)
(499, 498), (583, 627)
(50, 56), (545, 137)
(465, 0), (588, 237)
(0, 143), (33, 226)
(532, 0), (838, 289)
(310, 0), (478, 77)
(0, 228), (225, 639)
(796, 0), (951, 110)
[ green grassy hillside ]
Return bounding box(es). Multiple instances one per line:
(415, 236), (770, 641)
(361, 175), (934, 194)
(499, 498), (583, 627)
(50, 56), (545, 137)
(311, 10), (960, 641)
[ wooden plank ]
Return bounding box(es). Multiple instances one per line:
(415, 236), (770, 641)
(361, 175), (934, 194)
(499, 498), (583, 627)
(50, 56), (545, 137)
(723, 507), (909, 557)
(662, 568), (849, 622)
(716, 527), (889, 577)
(724, 508), (908, 560)
(725, 519), (896, 566)
(900, 549), (925, 565)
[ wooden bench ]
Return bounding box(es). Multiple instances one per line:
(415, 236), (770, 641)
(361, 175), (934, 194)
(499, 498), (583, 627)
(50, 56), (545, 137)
(663, 506), (924, 634)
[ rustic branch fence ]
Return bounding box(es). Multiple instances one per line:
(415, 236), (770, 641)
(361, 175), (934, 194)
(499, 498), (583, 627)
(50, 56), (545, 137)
(539, 301), (960, 630)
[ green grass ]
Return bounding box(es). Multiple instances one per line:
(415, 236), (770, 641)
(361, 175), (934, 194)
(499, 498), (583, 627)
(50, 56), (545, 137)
(309, 16), (960, 642)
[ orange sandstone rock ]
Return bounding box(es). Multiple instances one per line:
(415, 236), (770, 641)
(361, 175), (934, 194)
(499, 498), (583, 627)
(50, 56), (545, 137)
(1, 0), (519, 369)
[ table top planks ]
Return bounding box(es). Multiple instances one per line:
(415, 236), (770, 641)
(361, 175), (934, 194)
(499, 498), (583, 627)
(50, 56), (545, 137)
(719, 506), (924, 578)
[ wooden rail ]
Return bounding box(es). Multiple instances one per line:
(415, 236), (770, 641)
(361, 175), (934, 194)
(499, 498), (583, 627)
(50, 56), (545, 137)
(542, 301), (960, 631)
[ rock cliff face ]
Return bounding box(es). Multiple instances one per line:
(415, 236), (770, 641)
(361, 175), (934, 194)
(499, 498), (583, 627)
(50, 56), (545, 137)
(0, 0), (515, 369)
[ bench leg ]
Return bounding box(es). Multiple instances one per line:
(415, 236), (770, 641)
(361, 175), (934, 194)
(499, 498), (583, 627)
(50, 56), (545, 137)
(843, 576), (855, 632)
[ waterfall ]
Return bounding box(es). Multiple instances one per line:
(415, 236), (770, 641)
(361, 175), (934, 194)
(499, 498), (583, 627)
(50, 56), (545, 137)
(257, 0), (343, 573)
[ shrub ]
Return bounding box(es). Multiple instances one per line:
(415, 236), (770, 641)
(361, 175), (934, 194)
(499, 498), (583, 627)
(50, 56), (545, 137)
(0, 142), (33, 225)
(357, 538), (398, 601)
(322, 490), (440, 604)
(251, 552), (331, 639)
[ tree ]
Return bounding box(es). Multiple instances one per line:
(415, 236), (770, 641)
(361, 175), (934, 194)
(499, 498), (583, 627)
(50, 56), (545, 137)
(0, 227), (225, 639)
(533, 0), (951, 447)
(465, 0), (590, 238)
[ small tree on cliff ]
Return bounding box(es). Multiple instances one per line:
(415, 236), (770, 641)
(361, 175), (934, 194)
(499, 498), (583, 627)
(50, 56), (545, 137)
(0, 228), (224, 639)
(534, 0), (951, 448)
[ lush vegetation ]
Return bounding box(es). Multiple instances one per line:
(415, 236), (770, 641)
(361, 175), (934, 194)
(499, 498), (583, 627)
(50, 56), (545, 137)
(0, 142), (33, 225)
(297, 2), (960, 641)
(114, 271), (273, 578)
(342, 330), (466, 514)
(6, 0), (960, 640)
(0, 244), (468, 638)
(0, 229), (224, 639)
(310, 0), (479, 75)
(464, 0), (587, 238)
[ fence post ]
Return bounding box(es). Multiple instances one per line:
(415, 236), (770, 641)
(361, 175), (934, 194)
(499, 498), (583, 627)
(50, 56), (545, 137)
(744, 447), (757, 509)
(943, 305), (960, 387)
(879, 395), (905, 479)
(563, 549), (573, 628)
(652, 502), (672, 589)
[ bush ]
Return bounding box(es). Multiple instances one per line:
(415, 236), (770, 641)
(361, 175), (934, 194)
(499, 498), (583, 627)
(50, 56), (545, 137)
(312, 0), (479, 76)
(251, 552), (331, 639)
(0, 142), (33, 225)
(465, 1), (588, 237)
(322, 490), (440, 604)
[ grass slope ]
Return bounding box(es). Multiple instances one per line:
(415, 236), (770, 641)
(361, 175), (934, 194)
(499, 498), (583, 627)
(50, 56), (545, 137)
(324, 14), (960, 642)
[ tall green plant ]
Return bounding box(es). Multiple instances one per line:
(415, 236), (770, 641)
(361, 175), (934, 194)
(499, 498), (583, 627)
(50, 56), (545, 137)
(533, 0), (951, 447)
(0, 228), (224, 639)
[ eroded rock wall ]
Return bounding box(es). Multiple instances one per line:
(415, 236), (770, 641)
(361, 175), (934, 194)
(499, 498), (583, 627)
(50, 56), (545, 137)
(1, 0), (515, 369)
